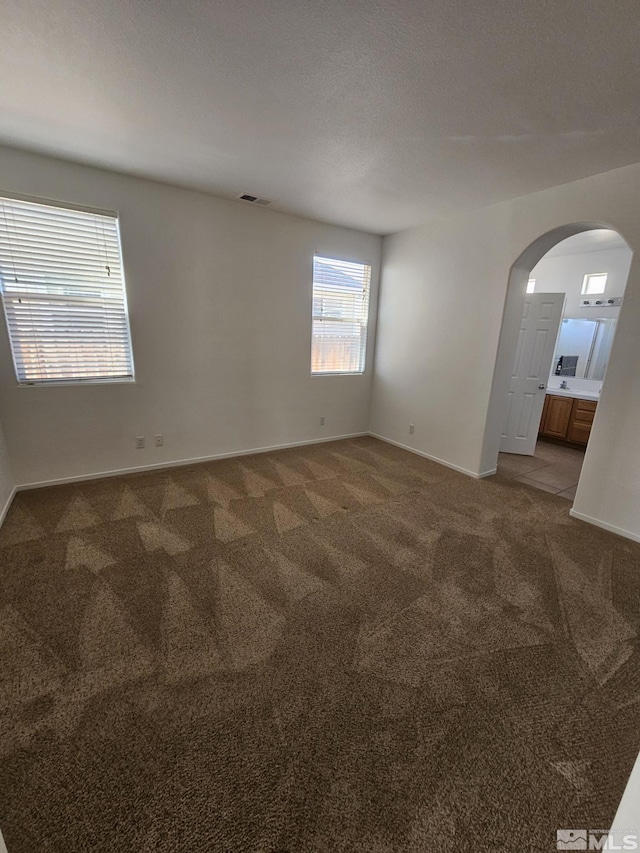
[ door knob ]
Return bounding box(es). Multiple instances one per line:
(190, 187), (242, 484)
(538, 384), (545, 390)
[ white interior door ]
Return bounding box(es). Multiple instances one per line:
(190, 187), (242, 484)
(500, 292), (565, 455)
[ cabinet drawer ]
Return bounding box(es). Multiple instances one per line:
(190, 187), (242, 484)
(574, 398), (597, 413)
(572, 408), (595, 425)
(567, 421), (591, 445)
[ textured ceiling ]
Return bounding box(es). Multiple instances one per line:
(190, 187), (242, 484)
(3, 0), (640, 234)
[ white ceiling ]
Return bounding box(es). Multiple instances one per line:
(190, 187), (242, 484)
(545, 229), (631, 257)
(3, 0), (640, 235)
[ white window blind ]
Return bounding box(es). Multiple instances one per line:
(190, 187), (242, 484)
(0, 196), (134, 385)
(311, 255), (371, 374)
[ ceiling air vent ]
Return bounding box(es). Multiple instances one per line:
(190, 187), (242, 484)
(237, 193), (272, 206)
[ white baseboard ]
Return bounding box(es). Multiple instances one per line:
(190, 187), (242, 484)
(477, 468), (498, 479)
(368, 433), (496, 479)
(370, 433), (640, 544)
(15, 432), (369, 491)
(569, 508), (640, 544)
(0, 486), (17, 528)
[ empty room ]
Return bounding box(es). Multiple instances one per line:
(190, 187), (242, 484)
(1, 2), (640, 851)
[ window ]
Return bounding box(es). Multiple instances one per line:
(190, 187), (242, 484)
(0, 195), (134, 385)
(526, 278), (536, 293)
(311, 255), (371, 374)
(581, 272), (608, 295)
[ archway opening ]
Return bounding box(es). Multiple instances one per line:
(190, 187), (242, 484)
(481, 223), (633, 501)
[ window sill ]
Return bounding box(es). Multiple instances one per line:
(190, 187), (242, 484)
(311, 371), (365, 377)
(17, 378), (136, 388)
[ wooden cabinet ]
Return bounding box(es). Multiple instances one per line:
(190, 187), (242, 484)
(540, 395), (574, 439)
(568, 399), (597, 445)
(539, 394), (597, 446)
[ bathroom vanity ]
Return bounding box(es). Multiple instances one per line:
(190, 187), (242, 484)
(539, 392), (598, 446)
(538, 313), (608, 448)
(503, 302), (615, 454)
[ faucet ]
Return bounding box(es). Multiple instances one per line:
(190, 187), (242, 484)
(560, 380), (569, 390)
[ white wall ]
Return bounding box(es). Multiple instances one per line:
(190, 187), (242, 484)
(530, 246), (631, 318)
(0, 146), (381, 486)
(370, 203), (526, 477)
(371, 162), (640, 541)
(0, 413), (15, 522)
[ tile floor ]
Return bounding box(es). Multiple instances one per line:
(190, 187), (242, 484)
(497, 438), (585, 500)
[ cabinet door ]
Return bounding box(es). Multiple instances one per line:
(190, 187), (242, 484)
(540, 395), (573, 439)
(567, 421), (591, 445)
(539, 395), (550, 436)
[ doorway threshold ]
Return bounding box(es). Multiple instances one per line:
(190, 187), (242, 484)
(497, 439), (584, 499)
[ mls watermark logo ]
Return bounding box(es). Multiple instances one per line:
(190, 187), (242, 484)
(558, 830), (588, 850)
(557, 829), (638, 850)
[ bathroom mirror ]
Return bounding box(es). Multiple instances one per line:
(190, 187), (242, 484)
(552, 318), (617, 381)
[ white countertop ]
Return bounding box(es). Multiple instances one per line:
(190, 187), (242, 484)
(546, 387), (600, 401)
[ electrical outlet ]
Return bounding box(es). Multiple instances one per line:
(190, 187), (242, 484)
(408, 424), (415, 435)
(136, 436), (145, 449)
(154, 434), (164, 447)
(320, 416), (325, 426)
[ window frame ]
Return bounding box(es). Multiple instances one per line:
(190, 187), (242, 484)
(310, 253), (372, 377)
(0, 192), (135, 387)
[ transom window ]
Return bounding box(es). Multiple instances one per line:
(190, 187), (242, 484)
(0, 195), (134, 385)
(311, 255), (371, 375)
(581, 272), (608, 295)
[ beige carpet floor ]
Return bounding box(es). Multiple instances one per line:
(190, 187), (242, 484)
(1, 436), (639, 852)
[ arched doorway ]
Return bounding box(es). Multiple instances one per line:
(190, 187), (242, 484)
(481, 222), (633, 504)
